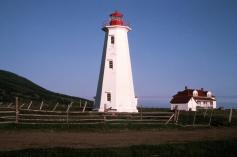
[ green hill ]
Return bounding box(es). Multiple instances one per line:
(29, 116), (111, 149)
(0, 70), (93, 106)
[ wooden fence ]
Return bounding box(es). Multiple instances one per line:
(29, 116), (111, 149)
(0, 99), (174, 125)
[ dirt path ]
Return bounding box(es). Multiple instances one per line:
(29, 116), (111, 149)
(0, 128), (237, 150)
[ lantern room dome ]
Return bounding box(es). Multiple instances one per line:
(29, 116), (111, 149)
(109, 11), (124, 26)
(102, 11), (131, 30)
(110, 11), (123, 17)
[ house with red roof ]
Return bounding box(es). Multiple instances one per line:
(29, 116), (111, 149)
(170, 86), (216, 111)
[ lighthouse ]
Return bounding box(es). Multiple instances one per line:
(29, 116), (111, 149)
(95, 11), (138, 112)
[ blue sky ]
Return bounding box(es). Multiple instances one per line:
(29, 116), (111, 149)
(0, 0), (237, 108)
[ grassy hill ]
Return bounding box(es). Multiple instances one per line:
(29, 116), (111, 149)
(0, 70), (93, 106)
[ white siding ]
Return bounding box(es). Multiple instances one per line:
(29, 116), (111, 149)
(171, 103), (189, 111)
(213, 101), (217, 109)
(188, 98), (197, 111)
(95, 25), (138, 112)
(171, 98), (198, 111)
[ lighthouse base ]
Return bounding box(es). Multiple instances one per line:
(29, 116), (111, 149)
(97, 106), (138, 113)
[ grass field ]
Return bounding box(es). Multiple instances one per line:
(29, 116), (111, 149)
(0, 139), (236, 157)
(0, 123), (182, 132)
(1, 108), (236, 157)
(0, 108), (236, 131)
(141, 108), (237, 126)
(178, 109), (237, 126)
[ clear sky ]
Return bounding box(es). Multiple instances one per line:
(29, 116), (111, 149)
(0, 0), (237, 108)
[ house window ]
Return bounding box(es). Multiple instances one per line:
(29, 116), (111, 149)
(107, 93), (111, 101)
(109, 60), (113, 69)
(111, 36), (114, 44)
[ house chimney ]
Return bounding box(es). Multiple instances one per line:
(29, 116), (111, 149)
(201, 88), (203, 91)
(185, 86), (188, 90)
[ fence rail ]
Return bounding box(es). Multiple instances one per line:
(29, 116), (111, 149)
(0, 109), (174, 125)
(0, 99), (175, 125)
(2, 98), (234, 126)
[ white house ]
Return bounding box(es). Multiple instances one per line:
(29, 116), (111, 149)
(170, 86), (216, 111)
(94, 11), (138, 112)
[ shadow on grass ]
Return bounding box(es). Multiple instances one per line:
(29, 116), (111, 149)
(0, 123), (182, 132)
(0, 140), (236, 157)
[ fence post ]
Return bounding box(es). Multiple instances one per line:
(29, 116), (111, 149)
(174, 106), (178, 123)
(66, 109), (69, 124)
(228, 108), (233, 124)
(15, 97), (19, 124)
(52, 102), (58, 111)
(208, 108), (214, 126)
(103, 113), (107, 124)
(66, 102), (73, 124)
(140, 105), (143, 120)
(82, 101), (87, 112)
(8, 103), (13, 108)
(20, 103), (25, 109)
(192, 111), (197, 126)
(176, 110), (180, 124)
(27, 101), (32, 110)
(66, 102), (73, 112)
(39, 101), (44, 110)
(203, 108), (208, 118)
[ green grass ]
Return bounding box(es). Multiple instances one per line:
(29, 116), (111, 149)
(138, 108), (170, 112)
(0, 123), (183, 132)
(0, 69), (93, 106)
(177, 109), (237, 126)
(0, 139), (236, 157)
(1, 109), (236, 132)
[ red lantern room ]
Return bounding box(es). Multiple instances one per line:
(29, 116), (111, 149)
(109, 11), (124, 26)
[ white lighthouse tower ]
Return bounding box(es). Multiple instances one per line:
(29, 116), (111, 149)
(95, 11), (138, 112)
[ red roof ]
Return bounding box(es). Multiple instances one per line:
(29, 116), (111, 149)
(170, 96), (192, 104)
(196, 89), (207, 96)
(109, 11), (124, 26)
(170, 87), (216, 104)
(110, 11), (123, 17)
(193, 97), (215, 101)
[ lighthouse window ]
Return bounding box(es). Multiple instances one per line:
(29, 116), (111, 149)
(107, 93), (111, 101)
(109, 61), (113, 69)
(111, 36), (115, 44)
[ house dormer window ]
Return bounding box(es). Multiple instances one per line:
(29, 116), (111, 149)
(193, 90), (198, 97)
(207, 91), (212, 97)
